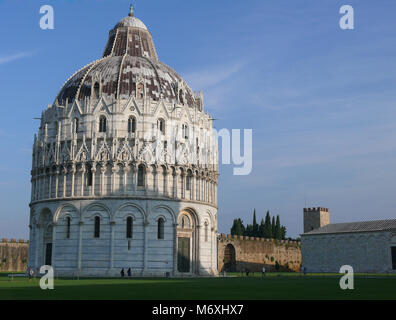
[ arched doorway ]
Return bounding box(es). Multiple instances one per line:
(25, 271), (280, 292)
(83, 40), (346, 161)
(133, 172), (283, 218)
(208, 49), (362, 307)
(176, 210), (197, 274)
(224, 244), (236, 272)
(44, 225), (53, 265)
(38, 209), (53, 266)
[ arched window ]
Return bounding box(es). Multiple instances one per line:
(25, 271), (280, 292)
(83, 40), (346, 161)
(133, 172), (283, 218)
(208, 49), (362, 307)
(186, 170), (193, 191)
(128, 116), (136, 133)
(136, 83), (144, 100)
(137, 164), (145, 187)
(182, 124), (189, 140)
(74, 118), (79, 134)
(99, 116), (107, 133)
(126, 216), (133, 239)
(93, 82), (100, 98)
(157, 218), (164, 239)
(204, 221), (209, 242)
(179, 89), (184, 104)
(66, 217), (71, 239)
(94, 216), (100, 238)
(157, 118), (165, 135)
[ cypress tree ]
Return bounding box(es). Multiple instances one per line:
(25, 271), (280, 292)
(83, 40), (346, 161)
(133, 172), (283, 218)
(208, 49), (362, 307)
(259, 218), (265, 237)
(275, 215), (282, 240)
(244, 224), (253, 237)
(281, 225), (287, 240)
(252, 209), (259, 237)
(271, 216), (276, 238)
(231, 218), (245, 236)
(264, 211), (272, 238)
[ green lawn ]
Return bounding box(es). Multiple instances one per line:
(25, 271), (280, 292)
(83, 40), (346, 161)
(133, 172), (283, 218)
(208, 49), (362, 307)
(1, 272), (395, 300)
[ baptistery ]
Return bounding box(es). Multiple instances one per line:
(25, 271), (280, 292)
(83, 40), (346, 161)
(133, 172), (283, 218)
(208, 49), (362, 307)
(28, 9), (219, 277)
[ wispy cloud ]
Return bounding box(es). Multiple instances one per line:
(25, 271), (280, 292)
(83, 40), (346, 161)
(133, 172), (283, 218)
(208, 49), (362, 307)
(182, 61), (246, 90)
(0, 51), (35, 65)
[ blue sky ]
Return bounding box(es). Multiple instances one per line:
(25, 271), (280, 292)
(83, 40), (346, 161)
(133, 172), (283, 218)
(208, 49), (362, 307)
(1, 0), (396, 239)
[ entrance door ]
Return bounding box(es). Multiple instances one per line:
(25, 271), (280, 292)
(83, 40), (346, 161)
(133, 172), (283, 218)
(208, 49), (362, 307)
(177, 237), (190, 272)
(392, 247), (396, 270)
(224, 244), (236, 272)
(45, 243), (52, 266)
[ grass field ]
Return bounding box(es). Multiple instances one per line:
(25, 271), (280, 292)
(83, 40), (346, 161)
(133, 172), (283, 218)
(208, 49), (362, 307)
(1, 272), (395, 300)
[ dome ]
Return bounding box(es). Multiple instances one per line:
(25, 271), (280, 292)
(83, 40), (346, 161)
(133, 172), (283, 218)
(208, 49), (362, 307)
(55, 11), (200, 110)
(114, 16), (147, 30)
(56, 55), (197, 108)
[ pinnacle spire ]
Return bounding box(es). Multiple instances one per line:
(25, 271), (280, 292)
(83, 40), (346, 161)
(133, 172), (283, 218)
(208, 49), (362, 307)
(129, 4), (134, 17)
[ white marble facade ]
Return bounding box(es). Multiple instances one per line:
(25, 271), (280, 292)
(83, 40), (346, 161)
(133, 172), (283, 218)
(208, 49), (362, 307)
(28, 12), (219, 277)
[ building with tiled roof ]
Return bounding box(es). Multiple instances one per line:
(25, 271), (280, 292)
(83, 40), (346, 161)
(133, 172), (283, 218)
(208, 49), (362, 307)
(301, 207), (396, 273)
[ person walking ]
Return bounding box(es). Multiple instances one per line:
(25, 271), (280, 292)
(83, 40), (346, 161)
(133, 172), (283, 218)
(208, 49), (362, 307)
(28, 267), (34, 281)
(261, 266), (266, 278)
(121, 268), (125, 278)
(127, 267), (131, 277)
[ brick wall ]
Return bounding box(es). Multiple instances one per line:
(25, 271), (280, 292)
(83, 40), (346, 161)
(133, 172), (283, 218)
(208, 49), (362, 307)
(0, 239), (29, 272)
(217, 234), (301, 272)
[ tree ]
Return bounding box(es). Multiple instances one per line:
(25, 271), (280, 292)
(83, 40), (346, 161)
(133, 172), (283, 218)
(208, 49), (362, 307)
(230, 218), (245, 236)
(259, 218), (265, 237)
(263, 211), (272, 238)
(281, 226), (287, 240)
(271, 216), (276, 238)
(275, 215), (282, 240)
(252, 209), (259, 237)
(244, 224), (253, 237)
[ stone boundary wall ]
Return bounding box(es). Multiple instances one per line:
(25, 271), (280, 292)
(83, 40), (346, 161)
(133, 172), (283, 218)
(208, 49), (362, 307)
(0, 239), (29, 272)
(218, 234), (302, 272)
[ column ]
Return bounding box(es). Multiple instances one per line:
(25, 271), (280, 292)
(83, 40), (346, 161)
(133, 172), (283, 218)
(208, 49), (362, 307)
(48, 171), (52, 199)
(62, 167), (67, 198)
(30, 177), (35, 202)
(51, 222), (57, 270)
(191, 173), (195, 201)
(77, 221), (83, 272)
(71, 163), (76, 197)
(132, 164), (137, 192)
(36, 173), (41, 200)
(145, 166), (152, 195)
(142, 219), (149, 274)
(81, 164), (86, 197)
(100, 164), (106, 196)
(173, 223), (178, 276)
(196, 225), (201, 275)
(123, 165), (129, 195)
(173, 171), (177, 198)
(35, 223), (40, 271)
(55, 168), (59, 198)
(164, 169), (169, 197)
(91, 163), (97, 196)
(109, 221), (115, 269)
(111, 165), (117, 195)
